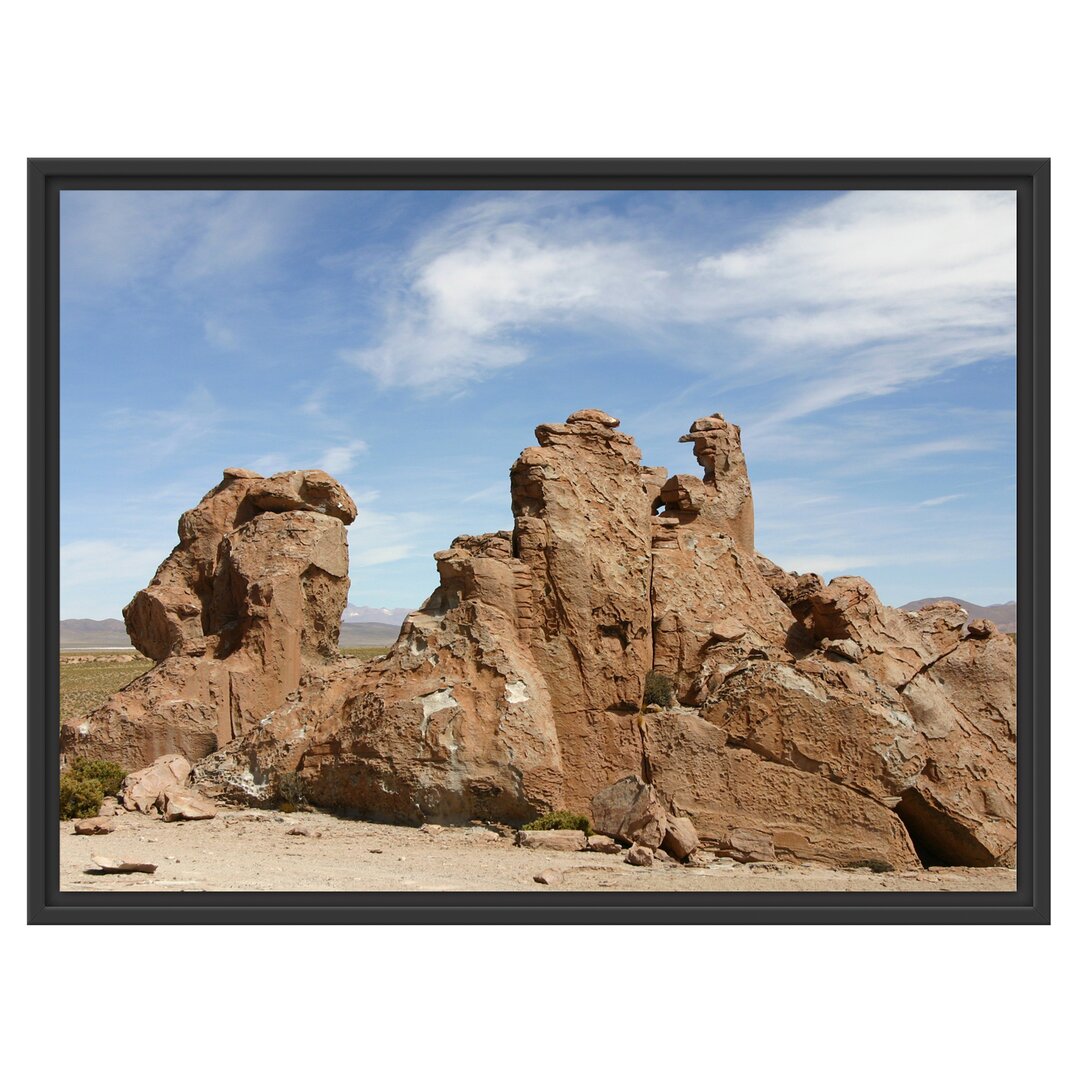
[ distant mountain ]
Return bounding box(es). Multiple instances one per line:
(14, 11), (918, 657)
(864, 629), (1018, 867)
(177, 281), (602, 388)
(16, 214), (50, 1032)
(901, 597), (1016, 633)
(62, 609), (408, 651)
(60, 618), (131, 648)
(342, 604), (412, 626)
(338, 621), (400, 647)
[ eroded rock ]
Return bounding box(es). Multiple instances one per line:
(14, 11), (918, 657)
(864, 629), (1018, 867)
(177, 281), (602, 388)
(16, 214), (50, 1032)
(63, 410), (1016, 870)
(591, 776), (668, 850)
(60, 469), (356, 770)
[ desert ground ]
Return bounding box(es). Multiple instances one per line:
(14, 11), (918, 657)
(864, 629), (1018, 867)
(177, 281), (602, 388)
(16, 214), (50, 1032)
(60, 809), (1016, 893)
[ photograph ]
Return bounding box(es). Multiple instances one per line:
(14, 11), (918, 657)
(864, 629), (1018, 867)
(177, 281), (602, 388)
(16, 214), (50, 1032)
(33, 162), (1045, 920)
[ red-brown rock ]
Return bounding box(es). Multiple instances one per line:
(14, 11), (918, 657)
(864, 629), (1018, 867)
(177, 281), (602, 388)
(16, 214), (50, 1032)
(591, 775), (668, 849)
(662, 816), (700, 860)
(120, 754), (193, 813)
(63, 410), (1015, 871)
(60, 469), (356, 770)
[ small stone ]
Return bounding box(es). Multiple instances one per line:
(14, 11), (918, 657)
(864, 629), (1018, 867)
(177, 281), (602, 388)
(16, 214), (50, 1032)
(533, 868), (563, 885)
(585, 834), (622, 854)
(74, 817), (115, 835)
(625, 843), (654, 867)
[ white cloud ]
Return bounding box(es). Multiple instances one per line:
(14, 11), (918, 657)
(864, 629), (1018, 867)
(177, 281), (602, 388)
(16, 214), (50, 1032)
(917, 493), (964, 508)
(343, 190), (1015, 407)
(350, 544), (413, 568)
(318, 439), (369, 476)
(766, 553), (885, 576)
(346, 505), (434, 571)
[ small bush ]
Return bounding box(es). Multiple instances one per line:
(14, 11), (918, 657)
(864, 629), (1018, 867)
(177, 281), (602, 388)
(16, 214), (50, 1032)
(845, 858), (895, 874)
(644, 670), (674, 708)
(275, 770), (307, 811)
(522, 811), (592, 836)
(60, 773), (104, 819)
(69, 758), (126, 797)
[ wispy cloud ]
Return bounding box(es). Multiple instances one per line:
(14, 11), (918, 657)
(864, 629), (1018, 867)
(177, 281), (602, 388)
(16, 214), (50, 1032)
(318, 439), (369, 476)
(203, 318), (239, 350)
(917, 493), (964, 508)
(103, 386), (225, 464)
(462, 481), (507, 504)
(62, 190), (311, 293)
(342, 190), (1015, 413)
(60, 540), (166, 619)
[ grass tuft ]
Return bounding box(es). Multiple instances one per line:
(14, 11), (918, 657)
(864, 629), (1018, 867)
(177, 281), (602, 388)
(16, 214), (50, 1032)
(521, 810), (592, 835)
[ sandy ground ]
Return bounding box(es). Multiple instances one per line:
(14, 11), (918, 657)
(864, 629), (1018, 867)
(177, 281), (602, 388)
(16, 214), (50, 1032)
(60, 809), (1017, 893)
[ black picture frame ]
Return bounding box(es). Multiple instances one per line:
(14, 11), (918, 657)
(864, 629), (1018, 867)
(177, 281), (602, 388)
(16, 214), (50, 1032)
(28, 157), (1051, 925)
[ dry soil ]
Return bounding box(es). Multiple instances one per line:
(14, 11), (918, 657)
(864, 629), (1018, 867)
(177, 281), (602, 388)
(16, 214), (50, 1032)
(60, 809), (1017, 893)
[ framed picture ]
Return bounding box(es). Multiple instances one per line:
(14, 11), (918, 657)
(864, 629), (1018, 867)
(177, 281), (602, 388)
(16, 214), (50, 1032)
(28, 158), (1049, 924)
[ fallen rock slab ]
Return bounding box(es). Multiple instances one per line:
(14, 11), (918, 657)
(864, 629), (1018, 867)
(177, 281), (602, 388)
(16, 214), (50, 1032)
(533, 868), (563, 885)
(158, 787), (217, 822)
(516, 829), (587, 852)
(73, 817), (115, 835)
(723, 828), (776, 864)
(586, 834), (622, 854)
(89, 855), (157, 874)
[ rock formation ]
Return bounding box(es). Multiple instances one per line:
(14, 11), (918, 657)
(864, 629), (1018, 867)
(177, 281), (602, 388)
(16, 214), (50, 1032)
(61, 412), (1017, 869)
(60, 469), (356, 770)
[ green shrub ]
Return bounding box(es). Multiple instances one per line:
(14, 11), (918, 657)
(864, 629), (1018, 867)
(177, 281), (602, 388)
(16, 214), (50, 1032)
(845, 858), (895, 874)
(643, 670), (674, 708)
(275, 770), (307, 811)
(522, 810), (592, 835)
(60, 773), (104, 819)
(69, 757), (126, 797)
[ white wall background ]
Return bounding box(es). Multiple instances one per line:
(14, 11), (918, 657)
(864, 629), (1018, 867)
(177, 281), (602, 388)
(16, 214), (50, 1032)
(2, 3), (1071, 1076)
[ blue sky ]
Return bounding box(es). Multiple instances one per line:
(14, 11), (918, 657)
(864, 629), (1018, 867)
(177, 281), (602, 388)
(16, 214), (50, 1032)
(60, 188), (1016, 620)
